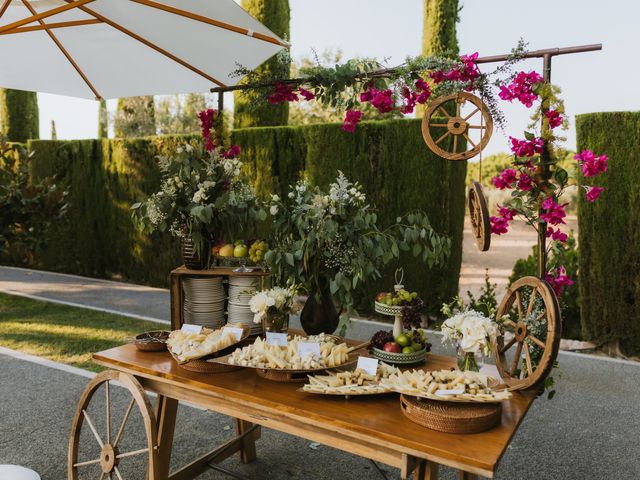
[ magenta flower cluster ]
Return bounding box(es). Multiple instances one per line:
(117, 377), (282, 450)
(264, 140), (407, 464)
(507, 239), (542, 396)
(198, 108), (217, 152)
(430, 52), (480, 88)
(540, 197), (567, 226)
(574, 150), (608, 177)
(267, 83), (315, 104)
(545, 109), (563, 128)
(544, 266), (574, 296)
(509, 136), (544, 157)
(221, 145), (241, 159)
(341, 110), (363, 133)
(498, 71), (543, 107)
(489, 205), (517, 235)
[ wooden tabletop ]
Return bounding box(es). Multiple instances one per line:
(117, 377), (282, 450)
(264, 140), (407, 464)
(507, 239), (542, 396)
(93, 345), (535, 477)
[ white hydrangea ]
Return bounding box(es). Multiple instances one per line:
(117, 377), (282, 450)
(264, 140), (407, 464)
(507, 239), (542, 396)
(442, 310), (499, 355)
(270, 205), (279, 216)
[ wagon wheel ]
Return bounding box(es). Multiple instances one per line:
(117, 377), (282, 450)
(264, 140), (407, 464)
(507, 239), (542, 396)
(421, 92), (493, 161)
(493, 276), (562, 391)
(68, 371), (159, 480)
(468, 181), (491, 251)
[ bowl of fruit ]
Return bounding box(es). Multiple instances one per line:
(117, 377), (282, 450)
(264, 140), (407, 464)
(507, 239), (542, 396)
(374, 289), (421, 316)
(370, 329), (431, 365)
(213, 240), (268, 269)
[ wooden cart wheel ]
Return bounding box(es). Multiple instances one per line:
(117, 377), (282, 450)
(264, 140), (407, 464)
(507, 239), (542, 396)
(68, 370), (159, 480)
(493, 276), (562, 391)
(468, 181), (491, 251)
(421, 92), (493, 161)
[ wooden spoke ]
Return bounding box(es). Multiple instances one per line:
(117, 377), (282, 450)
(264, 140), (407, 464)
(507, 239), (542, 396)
(464, 107), (480, 121)
(105, 381), (111, 444)
(500, 336), (517, 354)
(73, 458), (101, 468)
(463, 132), (477, 148)
(503, 318), (517, 328)
(98, 473), (106, 480)
(535, 310), (547, 322)
(117, 447), (149, 459)
(435, 130), (450, 145)
(455, 101), (461, 117)
(523, 343), (533, 376)
(510, 342), (523, 376)
(113, 466), (124, 480)
(467, 124), (487, 129)
(429, 123), (448, 127)
(438, 106), (452, 118)
(452, 134), (458, 153)
(526, 287), (538, 317)
(82, 410), (104, 448)
(515, 291), (524, 321)
(113, 397), (135, 448)
(527, 334), (546, 350)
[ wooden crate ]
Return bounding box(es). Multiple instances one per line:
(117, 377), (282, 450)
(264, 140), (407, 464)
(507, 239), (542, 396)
(169, 266), (270, 330)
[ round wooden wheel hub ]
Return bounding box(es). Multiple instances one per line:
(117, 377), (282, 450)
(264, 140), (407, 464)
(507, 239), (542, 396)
(421, 92), (493, 161)
(514, 322), (527, 342)
(447, 116), (468, 135)
(100, 444), (117, 473)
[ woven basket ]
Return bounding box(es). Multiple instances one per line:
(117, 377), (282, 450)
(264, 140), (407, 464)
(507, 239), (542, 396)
(133, 331), (169, 352)
(400, 395), (501, 434)
(256, 368), (310, 383)
(177, 359), (242, 374)
(374, 301), (404, 316)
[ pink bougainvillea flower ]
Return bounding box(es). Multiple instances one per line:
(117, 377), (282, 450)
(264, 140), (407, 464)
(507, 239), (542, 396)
(509, 136), (544, 157)
(545, 109), (563, 128)
(221, 145), (241, 159)
(540, 197), (567, 225)
(359, 88), (374, 102)
(399, 87), (417, 114)
(415, 78), (429, 92)
(546, 227), (568, 243)
(429, 70), (446, 83)
(575, 149), (608, 177)
(489, 215), (510, 235)
(492, 168), (518, 190)
(268, 82), (298, 104)
(414, 78), (431, 104)
(430, 52), (480, 88)
(516, 173), (533, 191)
(585, 185), (605, 202)
(297, 86), (315, 101)
(198, 108), (217, 152)
(341, 109), (363, 133)
(544, 266), (574, 295)
(499, 71), (544, 107)
(370, 89), (394, 113)
(497, 205), (517, 221)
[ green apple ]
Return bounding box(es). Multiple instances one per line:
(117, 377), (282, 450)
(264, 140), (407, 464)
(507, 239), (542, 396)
(233, 244), (248, 258)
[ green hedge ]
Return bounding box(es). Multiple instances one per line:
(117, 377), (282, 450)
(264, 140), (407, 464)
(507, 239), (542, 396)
(0, 89), (39, 142)
(576, 111), (640, 353)
(28, 119), (466, 314)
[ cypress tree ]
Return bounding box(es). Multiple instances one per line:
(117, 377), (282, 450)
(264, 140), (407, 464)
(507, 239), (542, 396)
(114, 96), (156, 138)
(422, 0), (459, 57)
(98, 99), (108, 138)
(234, 0), (290, 128)
(51, 120), (57, 140)
(0, 89), (39, 142)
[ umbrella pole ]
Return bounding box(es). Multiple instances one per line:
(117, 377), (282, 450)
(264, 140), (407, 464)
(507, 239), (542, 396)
(217, 91), (225, 145)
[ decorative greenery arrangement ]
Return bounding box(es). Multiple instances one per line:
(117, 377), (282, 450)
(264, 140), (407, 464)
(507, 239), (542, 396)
(131, 110), (264, 258)
(263, 171), (451, 332)
(0, 137), (67, 265)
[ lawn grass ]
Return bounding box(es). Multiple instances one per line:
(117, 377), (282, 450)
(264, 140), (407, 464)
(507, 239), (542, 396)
(0, 292), (167, 372)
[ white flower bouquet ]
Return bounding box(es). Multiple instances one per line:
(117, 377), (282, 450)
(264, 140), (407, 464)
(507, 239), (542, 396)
(441, 310), (500, 371)
(249, 285), (300, 327)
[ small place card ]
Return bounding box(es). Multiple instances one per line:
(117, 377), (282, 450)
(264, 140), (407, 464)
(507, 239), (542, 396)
(181, 324), (202, 334)
(266, 332), (288, 347)
(297, 342), (321, 358)
(435, 388), (465, 396)
(223, 326), (244, 342)
(356, 356), (378, 376)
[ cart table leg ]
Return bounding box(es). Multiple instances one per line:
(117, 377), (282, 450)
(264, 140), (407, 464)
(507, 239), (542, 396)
(235, 419), (260, 463)
(458, 471), (477, 480)
(156, 395), (179, 479)
(401, 455), (439, 480)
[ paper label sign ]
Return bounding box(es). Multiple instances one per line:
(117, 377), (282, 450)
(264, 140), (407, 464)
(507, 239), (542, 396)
(181, 324), (202, 334)
(356, 356), (378, 376)
(435, 388), (465, 396)
(266, 332), (288, 347)
(297, 342), (321, 358)
(223, 326), (244, 342)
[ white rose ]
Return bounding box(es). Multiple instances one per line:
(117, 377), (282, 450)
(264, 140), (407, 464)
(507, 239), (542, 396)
(185, 144), (194, 152)
(270, 205), (279, 215)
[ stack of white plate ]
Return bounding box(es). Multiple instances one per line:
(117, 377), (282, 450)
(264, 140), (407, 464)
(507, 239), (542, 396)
(182, 277), (225, 329)
(227, 277), (261, 335)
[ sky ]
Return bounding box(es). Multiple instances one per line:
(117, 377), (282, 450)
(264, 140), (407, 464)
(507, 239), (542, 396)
(34, 0), (638, 156)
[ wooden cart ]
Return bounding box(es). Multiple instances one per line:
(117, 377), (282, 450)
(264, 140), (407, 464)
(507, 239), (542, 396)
(68, 341), (535, 480)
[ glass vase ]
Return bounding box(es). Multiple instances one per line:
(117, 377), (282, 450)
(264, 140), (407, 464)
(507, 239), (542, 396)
(456, 345), (483, 372)
(262, 312), (290, 334)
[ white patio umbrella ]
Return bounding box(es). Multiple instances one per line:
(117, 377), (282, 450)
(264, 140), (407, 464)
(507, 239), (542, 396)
(0, 0), (288, 99)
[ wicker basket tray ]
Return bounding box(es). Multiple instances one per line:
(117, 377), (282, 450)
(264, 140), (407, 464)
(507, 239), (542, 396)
(213, 255), (260, 268)
(374, 301), (405, 317)
(400, 394), (502, 434)
(371, 346), (427, 365)
(176, 358), (242, 374)
(132, 331), (170, 352)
